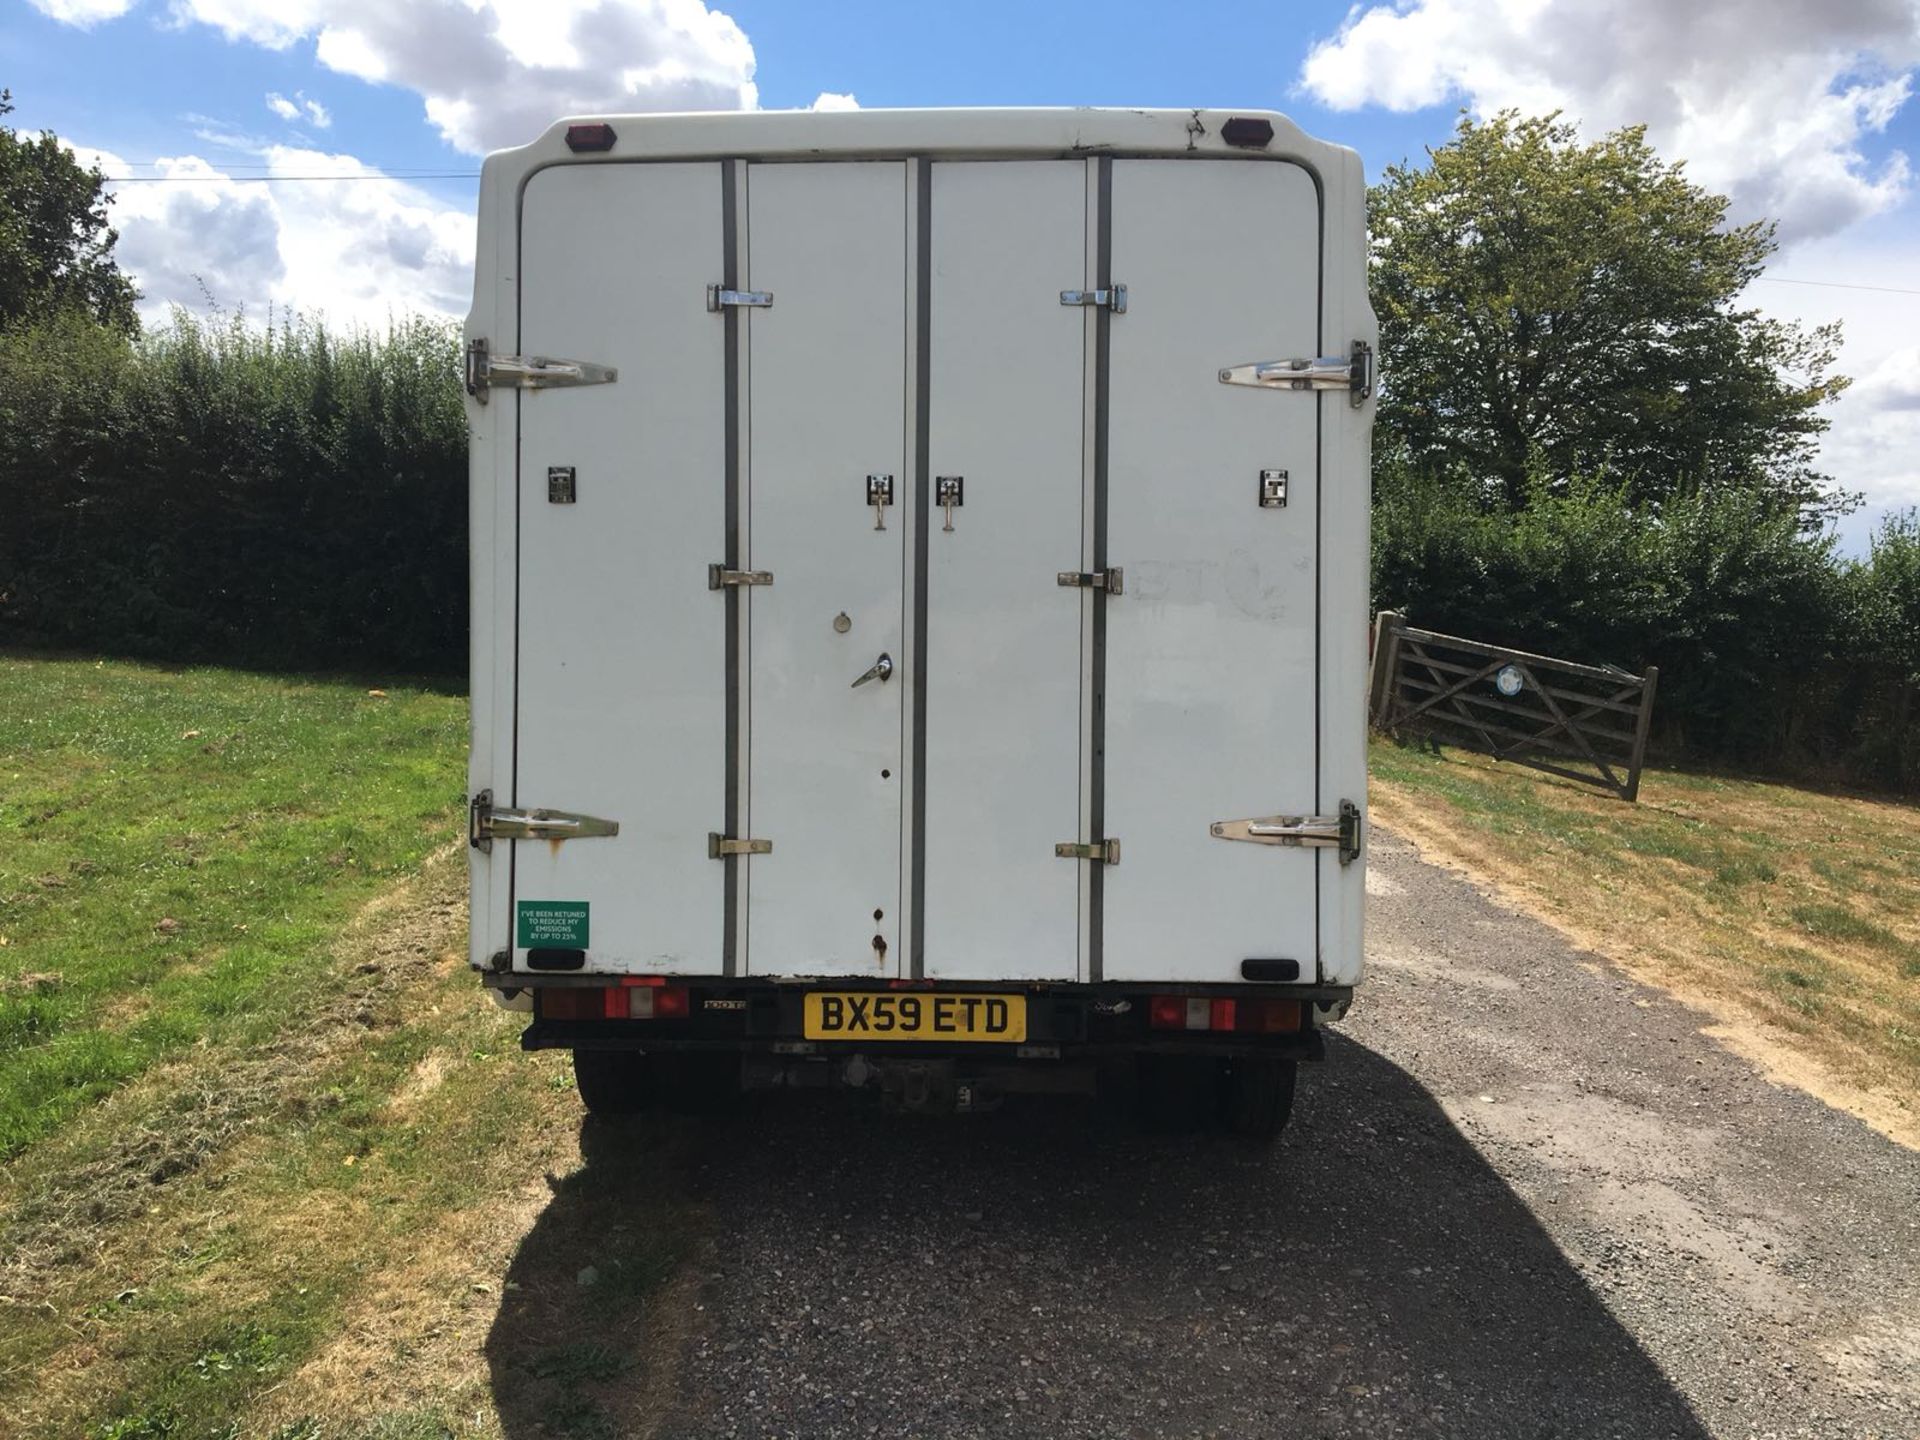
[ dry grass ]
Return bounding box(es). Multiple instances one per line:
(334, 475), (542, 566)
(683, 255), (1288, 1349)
(0, 847), (702, 1440)
(1370, 737), (1920, 1148)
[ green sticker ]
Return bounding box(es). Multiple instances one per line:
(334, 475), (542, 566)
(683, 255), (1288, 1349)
(517, 900), (589, 949)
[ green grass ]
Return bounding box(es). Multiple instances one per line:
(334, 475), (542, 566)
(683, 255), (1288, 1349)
(0, 653), (699, 1439)
(0, 653), (466, 1156)
(1370, 735), (1920, 1112)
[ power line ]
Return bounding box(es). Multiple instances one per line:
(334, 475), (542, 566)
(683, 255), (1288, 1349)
(1755, 277), (1920, 297)
(104, 172), (480, 183)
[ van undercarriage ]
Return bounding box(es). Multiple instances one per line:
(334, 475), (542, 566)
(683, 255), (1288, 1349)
(490, 976), (1350, 1135)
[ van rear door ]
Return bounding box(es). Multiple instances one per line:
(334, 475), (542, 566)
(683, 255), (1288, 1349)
(509, 163), (728, 975)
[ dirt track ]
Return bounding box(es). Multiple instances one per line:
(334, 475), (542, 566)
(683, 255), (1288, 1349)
(491, 828), (1920, 1439)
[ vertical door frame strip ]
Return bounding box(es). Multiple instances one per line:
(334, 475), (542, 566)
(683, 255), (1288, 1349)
(1086, 156), (1114, 982)
(908, 158), (933, 978)
(721, 157), (744, 975)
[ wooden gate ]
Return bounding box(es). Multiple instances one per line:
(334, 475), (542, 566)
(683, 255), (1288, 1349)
(1369, 613), (1659, 802)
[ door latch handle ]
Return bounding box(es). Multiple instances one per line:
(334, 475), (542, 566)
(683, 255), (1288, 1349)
(851, 653), (894, 688)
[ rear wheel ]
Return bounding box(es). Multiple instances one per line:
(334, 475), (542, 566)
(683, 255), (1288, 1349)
(571, 1049), (655, 1116)
(657, 1052), (743, 1115)
(1134, 1054), (1220, 1134)
(1222, 1056), (1297, 1140)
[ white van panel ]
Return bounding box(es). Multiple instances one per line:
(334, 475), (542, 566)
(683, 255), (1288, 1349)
(1101, 160), (1322, 983)
(511, 162), (727, 973)
(922, 161), (1087, 981)
(744, 162), (908, 977)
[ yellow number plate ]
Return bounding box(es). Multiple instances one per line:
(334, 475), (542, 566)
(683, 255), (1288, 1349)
(802, 991), (1026, 1043)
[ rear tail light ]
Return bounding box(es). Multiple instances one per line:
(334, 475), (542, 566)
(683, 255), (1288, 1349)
(1147, 995), (1301, 1033)
(540, 985), (689, 1019)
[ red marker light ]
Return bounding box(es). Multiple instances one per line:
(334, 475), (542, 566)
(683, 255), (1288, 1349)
(565, 123), (618, 153)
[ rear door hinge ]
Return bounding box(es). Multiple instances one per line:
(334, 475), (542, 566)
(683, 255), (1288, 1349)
(464, 338), (617, 404)
(469, 790), (620, 852)
(708, 564), (773, 589)
(1060, 285), (1127, 313)
(1217, 341), (1373, 408)
(1055, 839), (1121, 865)
(708, 833), (772, 858)
(1209, 799), (1362, 864)
(707, 286), (773, 310)
(1057, 568), (1124, 595)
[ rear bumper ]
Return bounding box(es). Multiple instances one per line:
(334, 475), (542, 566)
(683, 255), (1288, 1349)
(489, 975), (1350, 1063)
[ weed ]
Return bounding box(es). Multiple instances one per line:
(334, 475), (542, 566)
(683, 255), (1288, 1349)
(528, 1341), (628, 1383)
(1790, 904), (1896, 947)
(1713, 857), (1778, 886)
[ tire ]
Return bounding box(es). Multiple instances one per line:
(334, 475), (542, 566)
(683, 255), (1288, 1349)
(1134, 1054), (1221, 1134)
(658, 1052), (742, 1115)
(571, 1049), (655, 1116)
(1222, 1056), (1297, 1140)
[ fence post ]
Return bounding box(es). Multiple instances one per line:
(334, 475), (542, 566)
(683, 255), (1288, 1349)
(1624, 665), (1659, 802)
(1368, 611), (1403, 730)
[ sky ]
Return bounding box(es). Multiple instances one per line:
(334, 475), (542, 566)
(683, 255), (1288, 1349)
(5, 0), (1920, 551)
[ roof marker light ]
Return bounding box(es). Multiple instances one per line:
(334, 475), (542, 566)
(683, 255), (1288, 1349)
(566, 123), (618, 153)
(1221, 117), (1274, 150)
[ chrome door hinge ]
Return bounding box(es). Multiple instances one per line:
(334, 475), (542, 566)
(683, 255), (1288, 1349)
(708, 564), (773, 589)
(1056, 839), (1121, 865)
(1209, 799), (1362, 864)
(1060, 285), (1127, 313)
(469, 790), (620, 853)
(464, 338), (617, 403)
(707, 286), (773, 310)
(1057, 568), (1124, 595)
(1218, 341), (1373, 408)
(708, 833), (772, 858)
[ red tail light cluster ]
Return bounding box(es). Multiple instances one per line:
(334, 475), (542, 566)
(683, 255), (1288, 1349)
(1148, 995), (1301, 1033)
(540, 983), (688, 1020)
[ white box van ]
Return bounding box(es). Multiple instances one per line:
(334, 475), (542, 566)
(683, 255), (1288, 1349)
(464, 108), (1375, 1137)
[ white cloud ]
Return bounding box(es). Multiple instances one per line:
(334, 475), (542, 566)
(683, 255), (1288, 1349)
(809, 91), (859, 112)
(168, 0), (758, 154)
(1299, 0), (1920, 243)
(78, 144), (473, 328)
(25, 0), (135, 24)
(1750, 236), (1920, 548)
(1857, 346), (1920, 411)
(265, 90), (332, 127)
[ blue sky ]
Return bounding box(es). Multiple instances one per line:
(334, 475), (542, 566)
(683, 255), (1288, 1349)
(6, 0), (1920, 547)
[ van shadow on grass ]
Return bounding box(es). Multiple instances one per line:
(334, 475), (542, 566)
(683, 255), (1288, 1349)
(487, 1034), (1710, 1439)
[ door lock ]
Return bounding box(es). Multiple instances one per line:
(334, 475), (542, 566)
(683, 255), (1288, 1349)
(867, 474), (894, 531)
(851, 653), (894, 688)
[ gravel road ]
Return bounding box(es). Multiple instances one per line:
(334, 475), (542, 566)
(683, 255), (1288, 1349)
(498, 828), (1920, 1438)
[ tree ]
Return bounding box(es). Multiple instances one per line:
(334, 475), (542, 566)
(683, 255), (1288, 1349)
(0, 89), (140, 333)
(1370, 112), (1848, 521)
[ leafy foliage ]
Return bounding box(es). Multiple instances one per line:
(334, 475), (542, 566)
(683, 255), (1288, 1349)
(0, 89), (139, 334)
(0, 310), (467, 671)
(1373, 456), (1920, 788)
(1371, 113), (1849, 520)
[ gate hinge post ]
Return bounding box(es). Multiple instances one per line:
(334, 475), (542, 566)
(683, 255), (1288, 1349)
(708, 833), (772, 858)
(464, 338), (617, 403)
(1057, 568), (1124, 595)
(708, 564), (773, 589)
(1055, 839), (1121, 865)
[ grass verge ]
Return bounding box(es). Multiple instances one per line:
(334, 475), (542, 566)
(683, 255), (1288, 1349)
(0, 656), (701, 1438)
(0, 653), (466, 1156)
(1370, 736), (1920, 1144)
